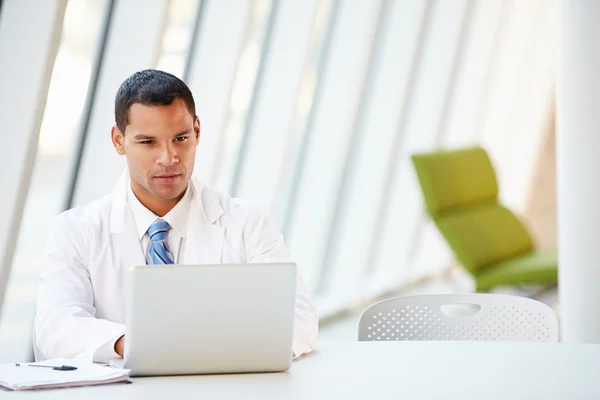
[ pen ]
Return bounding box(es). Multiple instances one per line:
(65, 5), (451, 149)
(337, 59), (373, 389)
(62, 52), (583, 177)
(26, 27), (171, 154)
(15, 363), (78, 371)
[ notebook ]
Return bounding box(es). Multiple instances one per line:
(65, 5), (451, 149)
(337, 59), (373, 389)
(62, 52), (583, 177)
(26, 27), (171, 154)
(0, 358), (130, 391)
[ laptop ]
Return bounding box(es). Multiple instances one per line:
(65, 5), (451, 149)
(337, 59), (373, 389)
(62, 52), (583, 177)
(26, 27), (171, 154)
(110, 263), (297, 376)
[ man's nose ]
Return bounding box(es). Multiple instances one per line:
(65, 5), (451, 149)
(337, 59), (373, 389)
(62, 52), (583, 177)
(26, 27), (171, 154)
(157, 144), (178, 166)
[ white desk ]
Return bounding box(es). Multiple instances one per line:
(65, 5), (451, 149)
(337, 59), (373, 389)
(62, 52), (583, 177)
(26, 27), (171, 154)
(6, 341), (600, 399)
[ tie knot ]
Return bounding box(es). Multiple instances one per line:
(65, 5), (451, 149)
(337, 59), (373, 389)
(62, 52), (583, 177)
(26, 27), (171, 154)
(148, 219), (170, 241)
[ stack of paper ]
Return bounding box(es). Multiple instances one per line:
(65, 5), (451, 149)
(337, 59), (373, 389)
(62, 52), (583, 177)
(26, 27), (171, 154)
(0, 358), (130, 391)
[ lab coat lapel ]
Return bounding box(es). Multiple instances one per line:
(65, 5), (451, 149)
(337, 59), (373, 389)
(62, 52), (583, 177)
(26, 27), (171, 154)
(109, 170), (146, 270)
(183, 178), (225, 264)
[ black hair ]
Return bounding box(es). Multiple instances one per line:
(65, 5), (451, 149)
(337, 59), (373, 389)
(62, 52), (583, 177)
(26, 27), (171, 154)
(114, 69), (196, 133)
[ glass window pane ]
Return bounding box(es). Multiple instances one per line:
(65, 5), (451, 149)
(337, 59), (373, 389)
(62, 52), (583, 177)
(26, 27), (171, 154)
(270, 0), (335, 227)
(0, 0), (106, 362)
(479, 0), (547, 211)
(494, 2), (556, 213)
(284, 0), (382, 293)
(211, 0), (276, 191)
(368, 0), (469, 297)
(316, 0), (428, 304)
(232, 0), (321, 209)
(156, 0), (200, 78)
(441, 0), (506, 148)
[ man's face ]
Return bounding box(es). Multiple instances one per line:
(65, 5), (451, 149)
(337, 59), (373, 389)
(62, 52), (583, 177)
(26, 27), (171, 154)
(111, 98), (200, 205)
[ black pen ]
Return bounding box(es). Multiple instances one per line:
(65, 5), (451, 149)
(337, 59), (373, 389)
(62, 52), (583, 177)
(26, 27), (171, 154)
(15, 363), (77, 371)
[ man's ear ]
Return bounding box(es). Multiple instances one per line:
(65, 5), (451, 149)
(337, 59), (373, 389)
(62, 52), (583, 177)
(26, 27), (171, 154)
(194, 116), (201, 145)
(111, 125), (126, 155)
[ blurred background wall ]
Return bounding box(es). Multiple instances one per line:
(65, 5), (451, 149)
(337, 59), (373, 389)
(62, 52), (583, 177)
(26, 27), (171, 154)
(0, 0), (557, 361)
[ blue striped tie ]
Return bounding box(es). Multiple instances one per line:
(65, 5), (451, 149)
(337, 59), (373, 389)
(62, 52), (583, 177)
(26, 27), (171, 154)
(147, 219), (174, 265)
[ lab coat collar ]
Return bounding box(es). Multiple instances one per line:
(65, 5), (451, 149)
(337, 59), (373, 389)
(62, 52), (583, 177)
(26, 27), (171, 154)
(109, 169), (226, 268)
(109, 170), (225, 233)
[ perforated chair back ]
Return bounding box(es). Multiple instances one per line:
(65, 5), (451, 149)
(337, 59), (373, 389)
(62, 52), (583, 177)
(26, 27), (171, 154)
(358, 294), (558, 342)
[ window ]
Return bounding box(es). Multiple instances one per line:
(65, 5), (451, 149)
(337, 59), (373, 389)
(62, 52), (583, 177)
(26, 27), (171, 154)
(0, 0), (107, 361)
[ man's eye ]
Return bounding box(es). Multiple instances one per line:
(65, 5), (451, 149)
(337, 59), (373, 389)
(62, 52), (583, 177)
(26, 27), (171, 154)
(140, 140), (153, 145)
(175, 136), (188, 142)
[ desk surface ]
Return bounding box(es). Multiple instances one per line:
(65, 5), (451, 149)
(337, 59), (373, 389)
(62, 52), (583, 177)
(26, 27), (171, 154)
(7, 341), (600, 399)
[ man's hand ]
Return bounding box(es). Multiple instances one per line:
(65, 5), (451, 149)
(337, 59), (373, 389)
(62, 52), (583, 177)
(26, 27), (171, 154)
(115, 335), (125, 357)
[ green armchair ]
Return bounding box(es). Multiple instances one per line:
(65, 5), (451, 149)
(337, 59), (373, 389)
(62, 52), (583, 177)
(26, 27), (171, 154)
(411, 147), (557, 291)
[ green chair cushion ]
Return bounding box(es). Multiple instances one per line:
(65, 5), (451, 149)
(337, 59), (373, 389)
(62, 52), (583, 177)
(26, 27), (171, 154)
(412, 147), (498, 219)
(410, 146), (555, 291)
(436, 204), (534, 272)
(474, 248), (558, 291)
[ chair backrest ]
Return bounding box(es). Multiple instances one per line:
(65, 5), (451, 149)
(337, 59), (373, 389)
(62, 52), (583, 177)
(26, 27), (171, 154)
(358, 294), (559, 342)
(411, 147), (534, 272)
(411, 147), (498, 218)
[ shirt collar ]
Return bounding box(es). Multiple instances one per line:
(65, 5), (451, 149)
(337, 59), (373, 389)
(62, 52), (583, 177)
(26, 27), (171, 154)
(127, 183), (192, 240)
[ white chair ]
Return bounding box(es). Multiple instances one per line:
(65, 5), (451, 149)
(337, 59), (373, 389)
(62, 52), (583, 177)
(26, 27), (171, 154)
(358, 294), (559, 342)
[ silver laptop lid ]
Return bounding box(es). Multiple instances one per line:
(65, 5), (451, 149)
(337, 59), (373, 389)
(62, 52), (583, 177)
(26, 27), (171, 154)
(124, 263), (296, 376)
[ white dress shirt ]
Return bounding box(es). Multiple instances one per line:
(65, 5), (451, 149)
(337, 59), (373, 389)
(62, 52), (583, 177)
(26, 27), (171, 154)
(127, 184), (192, 264)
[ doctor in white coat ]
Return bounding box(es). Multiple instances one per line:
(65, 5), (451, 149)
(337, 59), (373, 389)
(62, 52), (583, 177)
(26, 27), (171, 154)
(35, 69), (319, 362)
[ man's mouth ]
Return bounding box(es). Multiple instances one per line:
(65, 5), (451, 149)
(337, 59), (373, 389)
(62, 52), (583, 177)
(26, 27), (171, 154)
(153, 174), (181, 184)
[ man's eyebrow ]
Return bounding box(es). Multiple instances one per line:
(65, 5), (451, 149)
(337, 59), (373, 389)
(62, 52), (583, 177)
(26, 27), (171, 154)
(132, 130), (191, 140)
(134, 134), (156, 140)
(174, 129), (192, 137)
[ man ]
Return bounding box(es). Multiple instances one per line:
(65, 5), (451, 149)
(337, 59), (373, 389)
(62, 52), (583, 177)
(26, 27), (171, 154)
(35, 69), (318, 362)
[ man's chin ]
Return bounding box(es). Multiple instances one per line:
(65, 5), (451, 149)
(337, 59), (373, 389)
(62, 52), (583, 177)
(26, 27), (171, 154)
(151, 186), (186, 201)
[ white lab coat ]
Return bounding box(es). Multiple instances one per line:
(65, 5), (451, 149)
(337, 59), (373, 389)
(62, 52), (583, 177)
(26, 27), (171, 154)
(35, 172), (319, 362)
